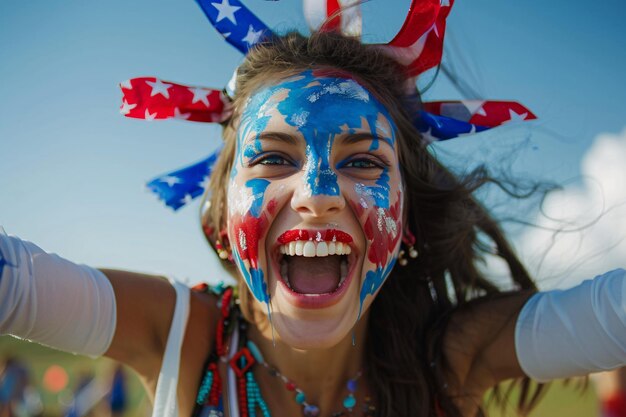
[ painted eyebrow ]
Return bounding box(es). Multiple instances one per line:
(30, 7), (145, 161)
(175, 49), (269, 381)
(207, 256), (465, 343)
(244, 132), (299, 147)
(337, 132), (394, 149)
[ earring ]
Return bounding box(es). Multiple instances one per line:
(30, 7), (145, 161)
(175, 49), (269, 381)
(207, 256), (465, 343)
(398, 229), (418, 266)
(215, 230), (232, 261)
(215, 240), (229, 260)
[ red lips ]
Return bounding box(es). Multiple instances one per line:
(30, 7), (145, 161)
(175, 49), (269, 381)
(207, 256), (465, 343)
(277, 229), (353, 244)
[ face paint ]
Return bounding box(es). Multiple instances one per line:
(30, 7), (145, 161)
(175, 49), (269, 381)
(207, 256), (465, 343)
(227, 178), (273, 303)
(229, 70), (403, 313)
(272, 70), (393, 197)
(356, 191), (403, 317)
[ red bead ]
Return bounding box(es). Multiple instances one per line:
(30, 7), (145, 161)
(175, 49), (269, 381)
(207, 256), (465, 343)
(285, 382), (296, 391)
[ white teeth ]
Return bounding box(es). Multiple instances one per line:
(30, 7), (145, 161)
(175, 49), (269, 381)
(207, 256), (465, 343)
(316, 241), (328, 257)
(303, 241), (316, 257)
(278, 240), (352, 257)
(295, 241), (304, 256)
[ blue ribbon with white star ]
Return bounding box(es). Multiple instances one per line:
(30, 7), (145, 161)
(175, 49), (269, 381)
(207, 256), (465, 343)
(146, 149), (221, 210)
(195, 0), (273, 54)
(415, 111), (489, 142)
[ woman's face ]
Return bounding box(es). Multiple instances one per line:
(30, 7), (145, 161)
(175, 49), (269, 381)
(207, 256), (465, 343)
(227, 69), (404, 348)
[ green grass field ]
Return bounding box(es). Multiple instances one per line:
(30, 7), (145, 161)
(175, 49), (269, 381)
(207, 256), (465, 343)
(1, 336), (599, 416)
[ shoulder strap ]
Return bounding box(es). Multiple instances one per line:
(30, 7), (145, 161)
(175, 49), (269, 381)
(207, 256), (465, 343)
(152, 279), (190, 417)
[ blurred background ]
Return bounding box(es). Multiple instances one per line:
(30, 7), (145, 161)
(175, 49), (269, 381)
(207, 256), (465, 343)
(2, 0), (626, 415)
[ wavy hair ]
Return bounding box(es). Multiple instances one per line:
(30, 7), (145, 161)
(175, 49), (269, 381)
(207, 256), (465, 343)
(201, 31), (544, 417)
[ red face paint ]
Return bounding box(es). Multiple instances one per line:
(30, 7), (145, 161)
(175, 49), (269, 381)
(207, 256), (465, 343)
(356, 191), (403, 267)
(230, 198), (276, 270)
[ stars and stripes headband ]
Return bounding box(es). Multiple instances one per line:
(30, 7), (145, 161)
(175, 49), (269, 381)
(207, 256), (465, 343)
(121, 0), (537, 210)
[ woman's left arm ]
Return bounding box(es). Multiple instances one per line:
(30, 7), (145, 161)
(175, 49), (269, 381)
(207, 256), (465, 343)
(446, 268), (626, 390)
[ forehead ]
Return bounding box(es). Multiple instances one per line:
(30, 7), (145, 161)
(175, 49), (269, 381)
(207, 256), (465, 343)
(240, 70), (395, 140)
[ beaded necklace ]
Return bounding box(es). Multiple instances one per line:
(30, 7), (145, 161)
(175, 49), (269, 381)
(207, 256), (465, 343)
(191, 283), (376, 417)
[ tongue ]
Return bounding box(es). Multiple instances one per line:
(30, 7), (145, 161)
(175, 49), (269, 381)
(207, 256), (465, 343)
(287, 256), (342, 294)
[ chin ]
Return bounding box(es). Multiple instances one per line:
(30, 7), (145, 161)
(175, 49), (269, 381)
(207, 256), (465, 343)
(267, 285), (364, 350)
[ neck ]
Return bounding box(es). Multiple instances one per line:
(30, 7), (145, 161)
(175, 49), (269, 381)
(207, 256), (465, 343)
(246, 309), (371, 416)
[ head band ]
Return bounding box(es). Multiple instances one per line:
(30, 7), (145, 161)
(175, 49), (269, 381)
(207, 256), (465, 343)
(120, 0), (537, 210)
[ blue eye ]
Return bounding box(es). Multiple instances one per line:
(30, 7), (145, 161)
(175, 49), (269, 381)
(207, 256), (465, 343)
(344, 158), (383, 169)
(251, 153), (292, 166)
(260, 156), (287, 165)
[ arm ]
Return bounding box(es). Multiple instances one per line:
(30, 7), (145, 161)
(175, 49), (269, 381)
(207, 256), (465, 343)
(447, 269), (626, 392)
(0, 231), (176, 379)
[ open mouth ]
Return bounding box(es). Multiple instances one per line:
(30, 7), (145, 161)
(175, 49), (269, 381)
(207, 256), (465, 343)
(274, 229), (356, 297)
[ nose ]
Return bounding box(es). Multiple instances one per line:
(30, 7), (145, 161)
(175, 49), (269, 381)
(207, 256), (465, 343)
(291, 185), (346, 218)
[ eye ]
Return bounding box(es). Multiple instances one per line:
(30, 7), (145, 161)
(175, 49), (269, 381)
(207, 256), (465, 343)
(249, 153), (294, 167)
(342, 157), (386, 170)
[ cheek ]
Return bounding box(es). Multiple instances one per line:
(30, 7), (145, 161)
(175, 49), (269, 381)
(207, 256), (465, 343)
(227, 179), (278, 303)
(351, 190), (403, 268)
(349, 188), (403, 317)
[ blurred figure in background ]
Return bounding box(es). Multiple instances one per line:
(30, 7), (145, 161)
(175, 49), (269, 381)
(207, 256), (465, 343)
(594, 367), (626, 417)
(106, 365), (127, 417)
(0, 357), (41, 417)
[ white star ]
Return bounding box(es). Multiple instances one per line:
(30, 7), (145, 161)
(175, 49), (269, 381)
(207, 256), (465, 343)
(161, 176), (182, 187)
(420, 127), (439, 144)
(174, 107), (191, 120)
(145, 109), (157, 121)
(198, 176), (210, 189)
(504, 109), (529, 123)
(461, 100), (487, 117)
(441, 0), (450, 6)
(242, 25), (263, 46)
(222, 32), (231, 38)
(120, 79), (133, 89)
(146, 79), (173, 99)
(211, 0), (241, 24)
(180, 194), (193, 206)
(189, 87), (211, 107)
(120, 99), (137, 115)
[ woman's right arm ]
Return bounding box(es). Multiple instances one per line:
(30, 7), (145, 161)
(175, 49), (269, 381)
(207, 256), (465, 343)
(100, 269), (176, 377)
(0, 232), (176, 380)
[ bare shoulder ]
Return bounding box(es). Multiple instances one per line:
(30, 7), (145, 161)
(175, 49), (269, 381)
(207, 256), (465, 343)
(101, 270), (219, 385)
(442, 291), (535, 395)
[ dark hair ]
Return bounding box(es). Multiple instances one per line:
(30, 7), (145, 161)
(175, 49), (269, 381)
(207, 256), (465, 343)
(202, 31), (543, 417)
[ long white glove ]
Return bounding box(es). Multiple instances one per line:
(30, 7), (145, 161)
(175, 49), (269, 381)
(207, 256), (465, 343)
(515, 268), (626, 382)
(0, 229), (116, 357)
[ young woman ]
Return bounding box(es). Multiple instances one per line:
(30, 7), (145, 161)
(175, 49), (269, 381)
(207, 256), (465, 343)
(2, 5), (626, 417)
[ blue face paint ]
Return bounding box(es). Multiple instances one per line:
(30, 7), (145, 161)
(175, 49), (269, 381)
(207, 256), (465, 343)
(358, 258), (397, 319)
(275, 71), (394, 196)
(232, 87), (279, 179)
(245, 178), (270, 218)
(237, 70), (395, 197)
(233, 249), (269, 303)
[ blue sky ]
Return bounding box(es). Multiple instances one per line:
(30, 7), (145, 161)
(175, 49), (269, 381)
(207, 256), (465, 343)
(1, 0), (625, 286)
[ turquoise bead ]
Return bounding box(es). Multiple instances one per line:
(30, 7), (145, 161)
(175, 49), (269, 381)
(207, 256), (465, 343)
(295, 391), (306, 404)
(247, 341), (265, 363)
(343, 394), (356, 409)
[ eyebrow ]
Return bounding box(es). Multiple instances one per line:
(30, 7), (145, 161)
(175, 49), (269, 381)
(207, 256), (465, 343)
(244, 132), (299, 147)
(337, 132), (395, 149)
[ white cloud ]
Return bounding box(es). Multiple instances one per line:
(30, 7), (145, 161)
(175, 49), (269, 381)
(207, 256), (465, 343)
(515, 128), (626, 289)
